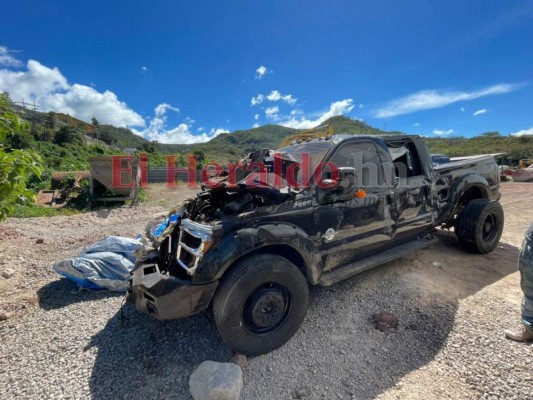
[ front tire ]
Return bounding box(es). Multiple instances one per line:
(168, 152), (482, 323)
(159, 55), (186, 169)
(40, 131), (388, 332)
(455, 199), (504, 254)
(213, 254), (309, 356)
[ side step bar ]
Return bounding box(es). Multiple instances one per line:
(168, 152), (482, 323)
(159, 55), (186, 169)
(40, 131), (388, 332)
(318, 235), (438, 286)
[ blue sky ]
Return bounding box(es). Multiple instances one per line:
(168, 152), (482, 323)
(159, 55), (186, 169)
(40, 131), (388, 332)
(1, 1), (532, 143)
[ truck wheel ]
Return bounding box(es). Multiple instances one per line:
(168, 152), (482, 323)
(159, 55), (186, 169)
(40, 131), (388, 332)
(213, 254), (309, 356)
(455, 199), (504, 254)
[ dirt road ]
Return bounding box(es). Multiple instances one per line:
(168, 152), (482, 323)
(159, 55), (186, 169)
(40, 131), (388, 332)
(0, 183), (531, 399)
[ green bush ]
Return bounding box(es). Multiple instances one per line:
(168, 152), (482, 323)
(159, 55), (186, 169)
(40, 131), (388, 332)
(0, 94), (44, 221)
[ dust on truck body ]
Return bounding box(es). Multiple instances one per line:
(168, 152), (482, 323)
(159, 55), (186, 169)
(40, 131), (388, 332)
(128, 134), (503, 355)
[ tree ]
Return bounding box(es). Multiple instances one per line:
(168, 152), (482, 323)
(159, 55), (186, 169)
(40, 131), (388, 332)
(140, 140), (157, 153)
(193, 149), (206, 163)
(7, 129), (34, 150)
(45, 112), (57, 130)
(99, 130), (115, 145)
(91, 116), (99, 126)
(0, 94), (44, 221)
(53, 126), (83, 146)
(481, 131), (501, 137)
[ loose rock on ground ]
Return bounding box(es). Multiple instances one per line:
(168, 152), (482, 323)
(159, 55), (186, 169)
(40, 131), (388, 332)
(189, 361), (243, 400)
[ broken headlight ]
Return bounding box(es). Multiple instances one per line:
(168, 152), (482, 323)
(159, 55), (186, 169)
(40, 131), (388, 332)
(176, 219), (214, 276)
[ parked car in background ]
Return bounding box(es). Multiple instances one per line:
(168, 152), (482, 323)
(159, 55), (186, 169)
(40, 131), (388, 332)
(431, 153), (451, 166)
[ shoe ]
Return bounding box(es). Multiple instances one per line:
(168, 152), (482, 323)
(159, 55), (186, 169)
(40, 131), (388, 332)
(504, 326), (533, 342)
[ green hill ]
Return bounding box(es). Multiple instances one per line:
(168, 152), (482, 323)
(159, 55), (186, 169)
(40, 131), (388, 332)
(157, 116), (388, 163)
(7, 103), (533, 168)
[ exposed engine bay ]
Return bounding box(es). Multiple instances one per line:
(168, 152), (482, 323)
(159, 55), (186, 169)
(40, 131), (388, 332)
(185, 182), (290, 223)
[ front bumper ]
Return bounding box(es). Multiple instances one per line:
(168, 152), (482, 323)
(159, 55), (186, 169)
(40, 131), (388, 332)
(128, 277), (218, 320)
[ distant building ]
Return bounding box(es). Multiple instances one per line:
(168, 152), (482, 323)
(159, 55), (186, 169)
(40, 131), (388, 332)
(124, 148), (138, 154)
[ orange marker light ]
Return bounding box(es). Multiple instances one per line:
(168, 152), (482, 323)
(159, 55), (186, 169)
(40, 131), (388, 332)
(355, 189), (367, 198)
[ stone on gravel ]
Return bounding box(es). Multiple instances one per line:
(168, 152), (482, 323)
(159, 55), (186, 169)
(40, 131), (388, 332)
(372, 312), (399, 332)
(432, 261), (442, 267)
(1, 268), (15, 279)
(0, 311), (8, 321)
(294, 386), (309, 398)
(189, 361), (243, 400)
(35, 238), (44, 244)
(229, 353), (247, 369)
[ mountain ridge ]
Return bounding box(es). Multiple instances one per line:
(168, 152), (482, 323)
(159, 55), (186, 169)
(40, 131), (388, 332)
(10, 103), (533, 167)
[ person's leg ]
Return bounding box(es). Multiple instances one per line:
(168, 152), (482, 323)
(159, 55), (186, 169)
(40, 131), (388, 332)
(505, 296), (533, 341)
(505, 226), (533, 342)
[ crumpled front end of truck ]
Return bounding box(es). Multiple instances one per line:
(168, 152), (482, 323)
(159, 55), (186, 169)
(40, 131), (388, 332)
(127, 183), (290, 320)
(128, 200), (218, 320)
(128, 208), (219, 320)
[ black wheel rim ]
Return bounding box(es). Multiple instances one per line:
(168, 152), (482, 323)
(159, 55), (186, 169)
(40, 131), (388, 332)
(242, 283), (292, 335)
(482, 213), (499, 242)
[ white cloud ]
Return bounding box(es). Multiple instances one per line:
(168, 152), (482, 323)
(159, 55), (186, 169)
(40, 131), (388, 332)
(155, 103), (180, 117)
(209, 127), (228, 136)
(473, 108), (487, 116)
(265, 106), (280, 120)
(433, 129), (454, 136)
(0, 59), (144, 127)
(0, 59), (68, 100)
(251, 94), (264, 106)
(358, 103), (365, 108)
(251, 90), (296, 106)
(290, 109), (303, 116)
(141, 66), (148, 73)
(266, 90), (281, 101)
(375, 83), (524, 118)
(278, 99), (355, 129)
(0, 45), (22, 67)
(134, 103), (228, 144)
(413, 122), (420, 127)
(253, 122), (260, 128)
(42, 84), (145, 127)
(254, 113), (260, 120)
(266, 90), (297, 105)
(511, 127), (533, 137)
(255, 65), (272, 80)
(460, 107), (465, 112)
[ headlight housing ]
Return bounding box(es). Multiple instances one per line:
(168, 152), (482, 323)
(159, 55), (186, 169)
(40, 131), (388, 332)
(176, 219), (214, 276)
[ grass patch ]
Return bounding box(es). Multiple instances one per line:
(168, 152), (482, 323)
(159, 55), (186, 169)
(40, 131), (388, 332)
(8, 204), (82, 218)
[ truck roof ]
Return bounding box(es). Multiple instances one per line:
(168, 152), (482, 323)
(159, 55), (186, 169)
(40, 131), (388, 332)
(285, 133), (421, 146)
(335, 133), (420, 141)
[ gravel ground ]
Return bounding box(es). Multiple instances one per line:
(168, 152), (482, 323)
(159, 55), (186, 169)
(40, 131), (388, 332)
(0, 183), (532, 399)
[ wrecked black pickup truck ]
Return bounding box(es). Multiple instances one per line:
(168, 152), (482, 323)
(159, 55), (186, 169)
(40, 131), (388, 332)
(128, 134), (503, 355)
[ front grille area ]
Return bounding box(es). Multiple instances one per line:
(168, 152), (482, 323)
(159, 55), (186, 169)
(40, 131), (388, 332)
(176, 219), (213, 276)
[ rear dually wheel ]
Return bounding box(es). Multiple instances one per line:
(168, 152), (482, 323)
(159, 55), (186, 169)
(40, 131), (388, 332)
(455, 199), (504, 254)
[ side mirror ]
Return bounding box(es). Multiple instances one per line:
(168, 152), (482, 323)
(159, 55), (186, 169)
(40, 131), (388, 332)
(338, 167), (356, 189)
(320, 167), (357, 193)
(321, 178), (338, 188)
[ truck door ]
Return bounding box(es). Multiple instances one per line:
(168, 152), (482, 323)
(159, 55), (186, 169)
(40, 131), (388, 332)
(314, 139), (395, 272)
(387, 139), (435, 237)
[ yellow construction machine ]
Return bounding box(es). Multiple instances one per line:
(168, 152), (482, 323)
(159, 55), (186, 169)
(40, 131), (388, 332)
(518, 159), (533, 169)
(278, 124), (334, 148)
